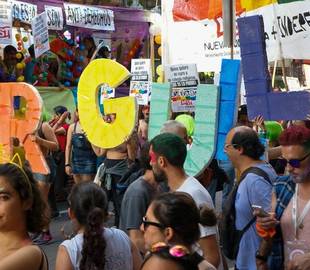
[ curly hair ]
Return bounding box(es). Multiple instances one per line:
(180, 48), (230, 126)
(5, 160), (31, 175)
(151, 192), (217, 246)
(231, 126), (265, 160)
(68, 182), (108, 270)
(0, 163), (48, 233)
(279, 125), (310, 150)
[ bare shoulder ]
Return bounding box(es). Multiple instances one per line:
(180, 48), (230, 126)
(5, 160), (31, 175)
(198, 260), (216, 270)
(0, 245), (43, 270)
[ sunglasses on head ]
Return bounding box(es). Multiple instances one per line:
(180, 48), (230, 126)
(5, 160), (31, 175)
(279, 152), (310, 168)
(142, 216), (165, 229)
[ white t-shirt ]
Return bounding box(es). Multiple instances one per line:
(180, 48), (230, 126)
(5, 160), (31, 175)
(177, 176), (217, 237)
(61, 227), (133, 270)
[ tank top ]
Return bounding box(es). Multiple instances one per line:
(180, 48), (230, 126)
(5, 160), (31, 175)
(60, 227), (133, 270)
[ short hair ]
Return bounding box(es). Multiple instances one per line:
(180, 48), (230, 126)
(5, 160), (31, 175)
(150, 133), (187, 168)
(160, 120), (187, 136)
(279, 125), (310, 151)
(53, 105), (68, 115)
(231, 126), (265, 160)
(28, 45), (35, 58)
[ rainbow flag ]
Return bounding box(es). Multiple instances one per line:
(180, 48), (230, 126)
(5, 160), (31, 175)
(240, 0), (277, 11)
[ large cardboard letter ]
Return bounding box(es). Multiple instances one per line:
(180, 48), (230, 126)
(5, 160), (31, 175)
(0, 83), (48, 174)
(238, 15), (310, 120)
(78, 59), (137, 148)
(148, 83), (220, 176)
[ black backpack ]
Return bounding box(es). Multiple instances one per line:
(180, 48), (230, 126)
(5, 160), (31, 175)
(220, 167), (272, 260)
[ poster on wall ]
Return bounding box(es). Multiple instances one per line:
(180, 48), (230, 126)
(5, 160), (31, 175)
(44, 5), (63, 31)
(31, 12), (49, 58)
(0, 1), (12, 44)
(163, 0), (310, 72)
(11, 1), (37, 24)
(166, 63), (199, 112)
(64, 3), (114, 31)
(130, 59), (152, 105)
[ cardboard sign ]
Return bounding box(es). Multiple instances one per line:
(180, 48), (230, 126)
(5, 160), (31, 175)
(44, 5), (63, 31)
(130, 59), (152, 105)
(0, 1), (12, 44)
(166, 63), (199, 112)
(0, 82), (49, 174)
(31, 12), (50, 58)
(11, 1), (37, 24)
(64, 3), (114, 31)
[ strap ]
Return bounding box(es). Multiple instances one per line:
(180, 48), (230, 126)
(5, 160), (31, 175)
(241, 216), (256, 234)
(73, 122), (77, 133)
(239, 166), (272, 185)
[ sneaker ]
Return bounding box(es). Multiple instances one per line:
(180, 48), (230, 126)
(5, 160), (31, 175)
(33, 232), (52, 245)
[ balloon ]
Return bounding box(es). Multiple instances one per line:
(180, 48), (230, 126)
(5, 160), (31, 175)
(67, 50), (73, 56)
(17, 41), (22, 47)
(64, 81), (71, 87)
(157, 76), (163, 83)
(15, 34), (21, 41)
(16, 63), (24, 69)
(17, 76), (24, 82)
(125, 28), (130, 33)
(66, 71), (73, 78)
(156, 65), (163, 76)
(66, 61), (73, 67)
(22, 36), (28, 42)
(158, 46), (162, 57)
(125, 38), (130, 43)
(16, 53), (23, 60)
(149, 24), (161, 36)
(79, 44), (85, 51)
(77, 66), (83, 73)
(155, 35), (161, 45)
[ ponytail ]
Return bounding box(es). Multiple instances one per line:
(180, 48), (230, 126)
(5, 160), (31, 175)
(199, 205), (217, 227)
(80, 207), (106, 270)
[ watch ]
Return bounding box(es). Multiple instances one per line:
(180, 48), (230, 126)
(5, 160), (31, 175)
(255, 251), (268, 262)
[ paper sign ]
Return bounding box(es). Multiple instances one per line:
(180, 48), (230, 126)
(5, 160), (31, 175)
(44, 5), (63, 30)
(64, 3), (114, 31)
(130, 59), (152, 105)
(100, 83), (115, 103)
(11, 1), (37, 24)
(166, 63), (199, 112)
(0, 1), (12, 44)
(31, 12), (50, 58)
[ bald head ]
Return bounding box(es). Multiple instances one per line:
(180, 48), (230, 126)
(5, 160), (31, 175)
(160, 120), (188, 142)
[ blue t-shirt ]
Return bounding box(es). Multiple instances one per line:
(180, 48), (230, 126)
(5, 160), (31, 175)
(235, 162), (277, 270)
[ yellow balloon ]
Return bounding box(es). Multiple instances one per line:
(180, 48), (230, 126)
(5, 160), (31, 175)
(158, 46), (162, 57)
(15, 34), (21, 41)
(22, 36), (28, 42)
(16, 63), (24, 69)
(78, 59), (137, 149)
(16, 53), (23, 60)
(154, 35), (161, 45)
(156, 65), (163, 77)
(157, 76), (163, 83)
(17, 76), (24, 82)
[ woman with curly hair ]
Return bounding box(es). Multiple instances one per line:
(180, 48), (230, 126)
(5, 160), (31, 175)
(55, 182), (142, 270)
(0, 162), (49, 269)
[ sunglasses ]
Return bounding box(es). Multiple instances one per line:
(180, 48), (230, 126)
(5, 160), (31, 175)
(279, 152), (310, 169)
(142, 216), (165, 229)
(150, 242), (190, 258)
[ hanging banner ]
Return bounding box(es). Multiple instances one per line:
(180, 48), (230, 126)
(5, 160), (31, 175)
(31, 12), (49, 58)
(130, 59), (152, 105)
(0, 1), (12, 44)
(164, 0), (310, 72)
(63, 3), (114, 31)
(11, 1), (37, 24)
(44, 5), (63, 31)
(165, 63), (199, 112)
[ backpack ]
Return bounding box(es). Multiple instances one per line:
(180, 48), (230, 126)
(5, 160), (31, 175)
(220, 167), (272, 260)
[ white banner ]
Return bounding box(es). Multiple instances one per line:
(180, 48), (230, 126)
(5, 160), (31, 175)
(165, 63), (199, 112)
(0, 1), (12, 44)
(163, 0), (310, 72)
(64, 3), (114, 31)
(130, 59), (152, 105)
(44, 5), (63, 31)
(32, 12), (49, 58)
(11, 0), (37, 24)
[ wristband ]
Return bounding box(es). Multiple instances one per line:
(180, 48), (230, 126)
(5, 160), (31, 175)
(65, 164), (71, 167)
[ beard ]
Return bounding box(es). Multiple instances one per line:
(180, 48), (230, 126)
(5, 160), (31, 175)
(292, 165), (310, 183)
(153, 168), (168, 183)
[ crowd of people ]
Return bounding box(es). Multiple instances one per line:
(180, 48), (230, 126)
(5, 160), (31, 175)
(1, 95), (310, 270)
